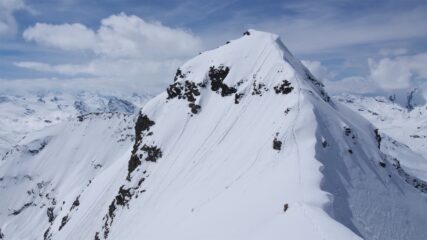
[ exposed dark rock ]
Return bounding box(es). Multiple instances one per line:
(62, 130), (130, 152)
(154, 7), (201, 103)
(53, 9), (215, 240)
(410, 135), (425, 138)
(273, 138), (282, 151)
(0, 228), (4, 239)
(344, 127), (352, 136)
(10, 202), (34, 215)
(284, 108), (291, 114)
(197, 78), (209, 88)
(43, 227), (51, 240)
(189, 103), (201, 114)
(320, 89), (330, 102)
(184, 81), (201, 102)
(101, 116), (157, 237)
(93, 163), (103, 169)
(141, 145), (163, 162)
(209, 66), (236, 97)
(174, 68), (185, 82)
(128, 155), (142, 181)
(70, 195), (80, 211)
(127, 114), (155, 181)
(234, 93), (244, 104)
(306, 73), (324, 87)
(102, 186), (135, 239)
(305, 71), (329, 102)
(283, 203), (289, 212)
(243, 31), (250, 36)
(167, 80), (201, 102)
(95, 232), (101, 240)
(274, 80), (293, 94)
(58, 215), (69, 231)
(108, 201), (116, 221)
(137, 177), (145, 188)
(47, 207), (55, 223)
(374, 129), (382, 149)
(28, 141), (48, 155)
(236, 79), (245, 87)
(166, 80), (202, 114)
(166, 82), (184, 100)
(348, 149), (353, 154)
(322, 139), (327, 148)
(115, 186), (132, 206)
(379, 162), (386, 168)
(251, 81), (268, 96)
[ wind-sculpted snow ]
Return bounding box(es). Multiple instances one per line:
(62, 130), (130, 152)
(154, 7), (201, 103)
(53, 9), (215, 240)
(1, 30), (426, 240)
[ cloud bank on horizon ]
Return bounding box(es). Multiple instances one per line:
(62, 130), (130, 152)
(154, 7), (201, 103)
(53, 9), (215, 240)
(1, 0), (427, 97)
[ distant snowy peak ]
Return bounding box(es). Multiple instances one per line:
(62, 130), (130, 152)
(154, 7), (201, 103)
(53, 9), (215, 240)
(388, 87), (426, 110)
(73, 96), (137, 115)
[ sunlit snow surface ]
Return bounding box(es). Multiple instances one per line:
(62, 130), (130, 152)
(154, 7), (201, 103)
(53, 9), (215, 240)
(1, 30), (426, 240)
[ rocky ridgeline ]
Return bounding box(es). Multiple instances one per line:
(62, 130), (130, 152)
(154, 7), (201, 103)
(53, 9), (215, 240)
(166, 65), (296, 115)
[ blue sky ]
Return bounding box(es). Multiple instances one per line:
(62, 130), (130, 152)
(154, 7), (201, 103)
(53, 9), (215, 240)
(1, 0), (427, 95)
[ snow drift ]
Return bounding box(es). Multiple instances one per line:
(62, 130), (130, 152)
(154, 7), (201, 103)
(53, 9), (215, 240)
(1, 30), (426, 240)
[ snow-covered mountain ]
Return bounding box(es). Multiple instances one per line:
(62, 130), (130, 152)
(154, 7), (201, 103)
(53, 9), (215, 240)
(1, 30), (426, 240)
(387, 88), (426, 111)
(0, 92), (149, 156)
(336, 94), (427, 182)
(336, 94), (427, 162)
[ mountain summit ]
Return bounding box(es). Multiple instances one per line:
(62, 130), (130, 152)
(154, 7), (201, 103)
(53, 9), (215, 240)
(1, 30), (426, 240)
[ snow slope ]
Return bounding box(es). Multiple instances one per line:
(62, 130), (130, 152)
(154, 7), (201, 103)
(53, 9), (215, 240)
(0, 112), (136, 239)
(1, 30), (426, 240)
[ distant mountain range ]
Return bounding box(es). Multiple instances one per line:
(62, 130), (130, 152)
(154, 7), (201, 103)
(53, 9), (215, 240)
(0, 92), (150, 156)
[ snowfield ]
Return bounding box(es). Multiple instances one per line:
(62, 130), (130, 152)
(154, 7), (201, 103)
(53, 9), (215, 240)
(0, 30), (426, 240)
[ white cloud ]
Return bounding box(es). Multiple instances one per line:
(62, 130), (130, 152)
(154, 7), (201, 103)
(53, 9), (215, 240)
(23, 13), (202, 59)
(17, 13), (203, 93)
(95, 14), (202, 59)
(0, 0), (28, 36)
(23, 23), (96, 50)
(324, 53), (427, 95)
(368, 53), (427, 90)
